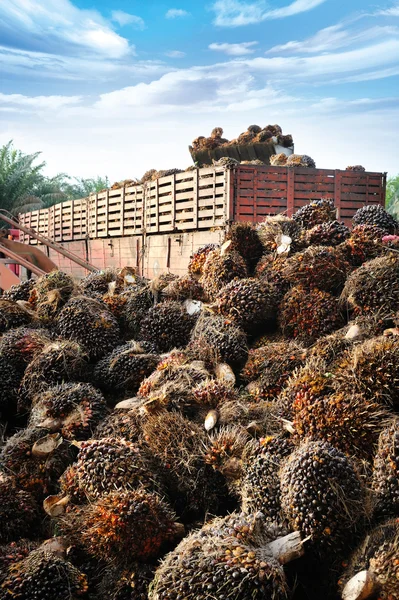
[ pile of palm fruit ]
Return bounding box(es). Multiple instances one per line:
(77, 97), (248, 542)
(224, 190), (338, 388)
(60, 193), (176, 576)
(192, 125), (294, 152)
(1, 200), (399, 600)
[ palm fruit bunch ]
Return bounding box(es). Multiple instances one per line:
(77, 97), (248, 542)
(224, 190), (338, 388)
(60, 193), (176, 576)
(29, 270), (74, 323)
(94, 341), (159, 396)
(340, 254), (399, 318)
(305, 328), (354, 369)
(101, 291), (128, 326)
(0, 541), (88, 600)
(29, 383), (108, 440)
(306, 220), (350, 247)
(192, 379), (239, 409)
(0, 540), (38, 573)
(123, 285), (153, 337)
(200, 248), (247, 301)
(293, 198), (336, 229)
(139, 300), (196, 353)
(346, 164), (366, 171)
(292, 390), (387, 459)
(224, 222), (263, 272)
(371, 421), (399, 518)
(142, 411), (226, 517)
(188, 243), (219, 278)
(279, 286), (344, 346)
(353, 203), (399, 234)
(93, 409), (143, 444)
(95, 563), (154, 600)
(0, 300), (32, 333)
(0, 327), (53, 373)
(188, 312), (248, 368)
(57, 296), (120, 359)
(0, 475), (40, 543)
(213, 278), (278, 332)
(340, 224), (385, 266)
(149, 511), (291, 600)
(270, 152), (289, 166)
(60, 437), (163, 502)
(241, 435), (294, 521)
(61, 490), (182, 564)
(162, 275), (205, 301)
(286, 153), (316, 168)
(280, 440), (364, 553)
(202, 426), (249, 496)
(2, 279), (34, 301)
(243, 341), (304, 402)
(78, 268), (119, 298)
(254, 254), (290, 295)
(336, 336), (399, 407)
(0, 428), (73, 500)
(339, 519), (399, 600)
(257, 215), (302, 255)
(19, 341), (90, 407)
(282, 246), (350, 294)
(0, 355), (22, 417)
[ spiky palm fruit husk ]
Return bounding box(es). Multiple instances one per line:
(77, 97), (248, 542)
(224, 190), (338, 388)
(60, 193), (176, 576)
(94, 341), (159, 395)
(0, 355), (21, 416)
(241, 436), (294, 521)
(282, 246), (350, 294)
(200, 249), (247, 301)
(218, 397), (284, 438)
(0, 543), (88, 600)
(188, 312), (248, 368)
(254, 254), (290, 296)
(346, 164), (366, 171)
(57, 296), (120, 360)
(162, 275), (205, 301)
(213, 278), (278, 333)
(78, 268), (119, 298)
(280, 441), (364, 553)
(286, 153), (316, 168)
(138, 301), (195, 353)
(29, 383), (108, 441)
(257, 215), (303, 255)
(123, 286), (153, 337)
(0, 326), (53, 372)
(0, 540), (38, 574)
(202, 426), (250, 497)
(305, 328), (355, 370)
(224, 222), (264, 271)
(371, 422), (399, 519)
(62, 490), (181, 565)
(292, 390), (388, 460)
(213, 157), (239, 168)
(61, 437), (163, 502)
(149, 512), (289, 600)
(339, 519), (399, 600)
(270, 152), (288, 166)
(30, 271), (74, 324)
(306, 220), (350, 247)
(340, 223), (385, 267)
(293, 198), (336, 229)
(141, 168), (157, 183)
(336, 336), (399, 407)
(19, 341), (90, 408)
(340, 254), (399, 318)
(95, 563), (154, 600)
(242, 341), (304, 402)
(2, 280), (34, 302)
(0, 300), (32, 333)
(142, 411), (227, 516)
(1, 428), (73, 500)
(188, 244), (219, 278)
(353, 204), (399, 234)
(102, 292), (128, 325)
(279, 286), (345, 346)
(192, 379), (239, 409)
(0, 475), (40, 543)
(93, 409), (143, 443)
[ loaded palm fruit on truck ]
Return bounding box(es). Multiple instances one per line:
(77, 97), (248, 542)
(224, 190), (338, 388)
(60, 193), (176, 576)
(0, 200), (399, 600)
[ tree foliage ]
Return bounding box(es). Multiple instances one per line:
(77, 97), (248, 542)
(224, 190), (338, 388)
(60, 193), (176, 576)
(387, 174), (399, 220)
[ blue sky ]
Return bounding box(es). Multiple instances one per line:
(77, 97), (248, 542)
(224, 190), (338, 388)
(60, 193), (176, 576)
(0, 0), (398, 180)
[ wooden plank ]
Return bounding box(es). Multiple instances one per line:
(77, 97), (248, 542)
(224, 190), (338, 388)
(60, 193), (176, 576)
(335, 170), (342, 219)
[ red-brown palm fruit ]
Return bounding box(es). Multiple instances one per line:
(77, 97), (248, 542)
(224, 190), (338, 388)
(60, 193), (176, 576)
(353, 204), (398, 234)
(192, 379), (239, 408)
(371, 421), (399, 519)
(95, 563), (154, 600)
(224, 222), (263, 272)
(62, 491), (182, 565)
(93, 409), (143, 443)
(0, 300), (32, 333)
(279, 286), (345, 346)
(188, 244), (219, 278)
(0, 540), (38, 574)
(0, 326), (53, 372)
(2, 279), (34, 302)
(139, 301), (196, 352)
(292, 198), (336, 229)
(29, 382), (108, 440)
(0, 355), (21, 417)
(200, 248), (247, 301)
(0, 474), (40, 543)
(257, 215), (302, 255)
(339, 224), (385, 266)
(306, 220), (350, 247)
(32, 270), (75, 324)
(162, 275), (205, 301)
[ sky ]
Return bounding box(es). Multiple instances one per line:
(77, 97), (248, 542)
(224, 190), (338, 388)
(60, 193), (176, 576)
(0, 0), (398, 181)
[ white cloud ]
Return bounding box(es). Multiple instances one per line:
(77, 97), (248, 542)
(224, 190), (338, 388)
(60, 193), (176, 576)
(111, 11), (145, 29)
(0, 0), (131, 59)
(165, 50), (186, 58)
(165, 9), (190, 18)
(209, 41), (258, 55)
(0, 92), (82, 111)
(212, 0), (327, 27)
(378, 3), (399, 16)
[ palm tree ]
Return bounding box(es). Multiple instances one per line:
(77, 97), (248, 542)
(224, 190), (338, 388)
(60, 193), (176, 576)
(13, 174), (69, 214)
(62, 176), (110, 200)
(387, 174), (399, 220)
(0, 141), (45, 213)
